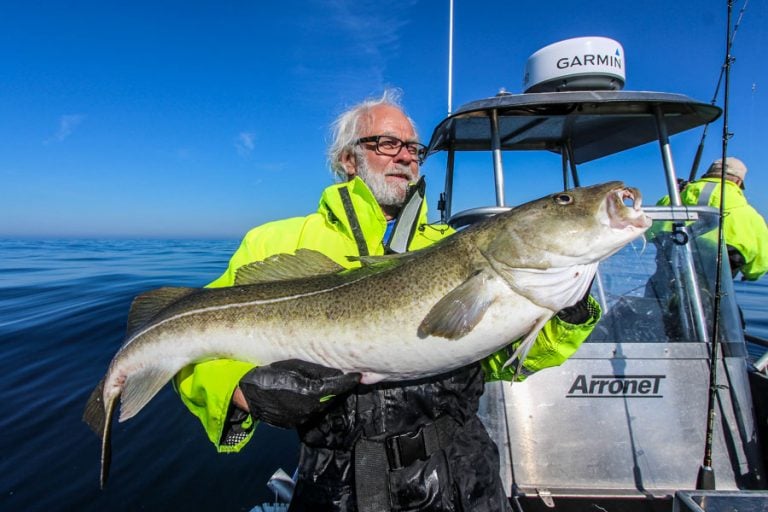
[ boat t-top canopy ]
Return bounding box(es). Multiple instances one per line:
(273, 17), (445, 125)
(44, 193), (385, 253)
(426, 90), (721, 164)
(426, 90), (722, 226)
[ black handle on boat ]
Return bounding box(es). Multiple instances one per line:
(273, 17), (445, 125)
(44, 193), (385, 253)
(745, 332), (768, 349)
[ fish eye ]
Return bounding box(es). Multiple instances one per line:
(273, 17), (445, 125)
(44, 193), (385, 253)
(554, 193), (573, 205)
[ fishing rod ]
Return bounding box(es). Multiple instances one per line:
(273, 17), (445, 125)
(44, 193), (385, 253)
(688, 0), (749, 182)
(696, 0), (735, 491)
(447, 0), (454, 115)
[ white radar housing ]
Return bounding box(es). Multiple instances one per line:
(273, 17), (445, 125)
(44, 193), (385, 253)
(523, 37), (626, 93)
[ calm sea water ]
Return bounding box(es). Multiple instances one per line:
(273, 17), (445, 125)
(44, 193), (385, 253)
(1, 239), (766, 511)
(0, 239), (299, 512)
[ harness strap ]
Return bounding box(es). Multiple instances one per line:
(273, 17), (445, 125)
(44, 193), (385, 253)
(354, 438), (392, 511)
(338, 187), (370, 257)
(697, 181), (718, 206)
(353, 415), (461, 511)
(386, 177), (425, 254)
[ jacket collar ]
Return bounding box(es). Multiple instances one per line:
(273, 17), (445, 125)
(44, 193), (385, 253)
(317, 177), (429, 255)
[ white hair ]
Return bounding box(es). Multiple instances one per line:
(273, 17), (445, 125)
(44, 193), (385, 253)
(327, 89), (418, 180)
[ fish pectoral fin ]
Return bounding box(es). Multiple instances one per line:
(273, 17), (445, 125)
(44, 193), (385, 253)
(118, 365), (179, 423)
(418, 271), (498, 340)
(127, 287), (197, 338)
(235, 249), (345, 285)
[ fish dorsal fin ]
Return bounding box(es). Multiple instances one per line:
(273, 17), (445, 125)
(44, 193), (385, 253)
(348, 249), (425, 277)
(126, 287), (196, 338)
(352, 251), (417, 268)
(235, 249), (345, 285)
(417, 271), (498, 340)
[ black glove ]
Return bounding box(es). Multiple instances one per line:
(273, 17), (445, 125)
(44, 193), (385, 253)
(239, 359), (361, 429)
(727, 245), (746, 278)
(556, 278), (595, 325)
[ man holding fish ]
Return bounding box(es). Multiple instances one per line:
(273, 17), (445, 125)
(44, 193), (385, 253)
(174, 90), (602, 511)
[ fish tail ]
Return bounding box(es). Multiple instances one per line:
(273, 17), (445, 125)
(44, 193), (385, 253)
(83, 363), (181, 488)
(82, 377), (117, 488)
(83, 377), (106, 435)
(99, 394), (117, 488)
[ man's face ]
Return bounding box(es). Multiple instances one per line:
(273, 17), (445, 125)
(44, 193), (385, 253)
(343, 105), (420, 207)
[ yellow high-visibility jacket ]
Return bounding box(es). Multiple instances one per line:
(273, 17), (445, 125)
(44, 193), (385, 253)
(174, 177), (600, 451)
(655, 178), (768, 281)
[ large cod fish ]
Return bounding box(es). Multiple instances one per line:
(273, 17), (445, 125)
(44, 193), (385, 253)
(84, 181), (651, 487)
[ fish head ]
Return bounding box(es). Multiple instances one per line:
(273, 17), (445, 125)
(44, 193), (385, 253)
(485, 181), (651, 270)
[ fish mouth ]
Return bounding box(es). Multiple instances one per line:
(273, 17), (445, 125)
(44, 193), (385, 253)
(607, 186), (652, 231)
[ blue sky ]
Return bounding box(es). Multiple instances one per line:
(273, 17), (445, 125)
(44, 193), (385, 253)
(1, 0), (766, 239)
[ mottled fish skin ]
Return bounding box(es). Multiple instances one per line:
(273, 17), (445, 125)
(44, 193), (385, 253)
(83, 181), (651, 487)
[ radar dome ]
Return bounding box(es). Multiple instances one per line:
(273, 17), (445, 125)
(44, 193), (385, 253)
(523, 37), (626, 93)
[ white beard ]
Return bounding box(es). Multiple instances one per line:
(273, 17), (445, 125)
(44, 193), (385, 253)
(356, 153), (416, 206)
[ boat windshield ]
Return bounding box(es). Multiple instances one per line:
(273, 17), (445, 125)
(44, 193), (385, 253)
(589, 206), (744, 344)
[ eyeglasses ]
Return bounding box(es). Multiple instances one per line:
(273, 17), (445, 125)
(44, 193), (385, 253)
(356, 135), (427, 163)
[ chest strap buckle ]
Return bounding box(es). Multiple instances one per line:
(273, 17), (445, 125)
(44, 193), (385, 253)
(384, 415), (457, 469)
(385, 427), (428, 469)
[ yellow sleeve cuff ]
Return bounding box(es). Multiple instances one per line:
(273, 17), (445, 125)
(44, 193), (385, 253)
(174, 359), (257, 452)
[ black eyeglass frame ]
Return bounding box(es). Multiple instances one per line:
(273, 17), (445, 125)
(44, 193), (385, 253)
(356, 135), (427, 164)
